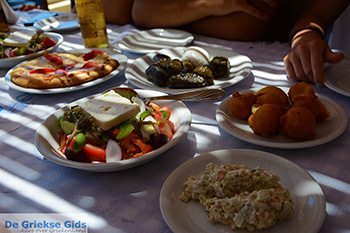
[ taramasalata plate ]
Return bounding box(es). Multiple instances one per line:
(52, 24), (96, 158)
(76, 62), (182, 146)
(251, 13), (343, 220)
(160, 149), (326, 233)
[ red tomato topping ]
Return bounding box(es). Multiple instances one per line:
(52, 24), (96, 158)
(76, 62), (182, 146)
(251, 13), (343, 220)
(61, 62), (77, 70)
(82, 143), (106, 162)
(41, 37), (57, 49)
(80, 61), (100, 69)
(44, 53), (64, 66)
(10, 50), (17, 57)
(82, 50), (104, 61)
(30, 68), (55, 74)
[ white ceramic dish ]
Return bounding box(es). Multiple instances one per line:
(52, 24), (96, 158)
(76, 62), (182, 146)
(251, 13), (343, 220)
(160, 149), (326, 233)
(216, 87), (347, 149)
(5, 48), (128, 94)
(125, 46), (252, 93)
(34, 14), (80, 32)
(35, 89), (192, 172)
(324, 60), (350, 97)
(0, 32), (63, 69)
(118, 28), (194, 54)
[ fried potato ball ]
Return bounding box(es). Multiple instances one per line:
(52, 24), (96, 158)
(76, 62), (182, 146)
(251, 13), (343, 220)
(249, 104), (283, 137)
(227, 92), (257, 119)
(256, 93), (289, 114)
(293, 95), (330, 121)
(279, 107), (316, 140)
(288, 82), (315, 103)
(255, 86), (289, 107)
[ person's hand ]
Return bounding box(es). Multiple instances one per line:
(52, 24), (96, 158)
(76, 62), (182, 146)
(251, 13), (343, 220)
(210, 0), (277, 20)
(283, 31), (344, 87)
(18, 4), (41, 11)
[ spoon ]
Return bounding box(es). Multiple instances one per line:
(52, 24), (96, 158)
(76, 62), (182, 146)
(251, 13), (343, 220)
(106, 87), (226, 101)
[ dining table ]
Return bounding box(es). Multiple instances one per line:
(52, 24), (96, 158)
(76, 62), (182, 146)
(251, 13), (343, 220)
(0, 10), (349, 233)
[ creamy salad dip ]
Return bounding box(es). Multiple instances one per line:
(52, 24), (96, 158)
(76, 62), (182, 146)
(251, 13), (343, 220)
(180, 163), (294, 231)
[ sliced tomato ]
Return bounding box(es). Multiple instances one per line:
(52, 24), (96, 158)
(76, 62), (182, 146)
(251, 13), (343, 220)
(30, 68), (55, 74)
(82, 50), (104, 61)
(61, 62), (77, 70)
(10, 50), (17, 57)
(82, 143), (106, 162)
(152, 111), (163, 121)
(44, 53), (64, 66)
(41, 37), (57, 49)
(80, 61), (100, 69)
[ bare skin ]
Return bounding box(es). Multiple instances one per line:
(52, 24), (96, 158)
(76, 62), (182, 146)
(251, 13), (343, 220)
(284, 0), (349, 86)
(132, 0), (282, 41)
(103, 0), (134, 25)
(101, 0), (349, 85)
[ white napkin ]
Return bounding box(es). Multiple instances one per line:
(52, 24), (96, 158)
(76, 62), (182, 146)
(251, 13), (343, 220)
(0, 0), (19, 24)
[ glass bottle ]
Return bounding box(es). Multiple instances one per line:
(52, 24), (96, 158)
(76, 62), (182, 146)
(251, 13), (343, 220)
(75, 0), (109, 48)
(0, 1), (9, 32)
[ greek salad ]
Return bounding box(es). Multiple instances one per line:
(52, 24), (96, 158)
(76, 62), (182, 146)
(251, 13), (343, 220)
(0, 33), (57, 58)
(55, 89), (175, 163)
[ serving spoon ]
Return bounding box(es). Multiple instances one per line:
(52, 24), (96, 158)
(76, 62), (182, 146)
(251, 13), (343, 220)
(106, 87), (226, 101)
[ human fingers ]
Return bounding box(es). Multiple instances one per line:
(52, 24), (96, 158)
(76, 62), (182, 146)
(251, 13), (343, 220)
(18, 4), (27, 11)
(299, 50), (314, 81)
(311, 47), (344, 87)
(19, 4), (39, 11)
(283, 56), (298, 81)
(310, 52), (324, 85)
(324, 48), (345, 64)
(283, 53), (309, 82)
(284, 48), (311, 82)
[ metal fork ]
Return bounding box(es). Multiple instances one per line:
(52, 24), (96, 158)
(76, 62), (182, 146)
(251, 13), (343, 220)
(146, 88), (226, 101)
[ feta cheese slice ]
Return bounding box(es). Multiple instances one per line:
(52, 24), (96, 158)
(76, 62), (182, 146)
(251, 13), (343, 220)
(80, 90), (140, 131)
(3, 30), (37, 48)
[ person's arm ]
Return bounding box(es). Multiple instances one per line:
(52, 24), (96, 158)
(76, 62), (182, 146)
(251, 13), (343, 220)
(103, 0), (134, 25)
(283, 0), (350, 86)
(182, 0), (279, 41)
(132, 0), (277, 28)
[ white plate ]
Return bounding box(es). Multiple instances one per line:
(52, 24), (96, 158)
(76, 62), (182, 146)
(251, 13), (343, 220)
(160, 149), (326, 233)
(35, 89), (192, 172)
(34, 14), (80, 32)
(0, 32), (63, 69)
(324, 60), (350, 97)
(216, 87), (348, 149)
(5, 48), (128, 94)
(125, 46), (252, 93)
(118, 28), (194, 54)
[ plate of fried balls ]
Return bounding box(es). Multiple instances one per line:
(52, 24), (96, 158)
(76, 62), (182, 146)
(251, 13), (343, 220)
(216, 82), (348, 149)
